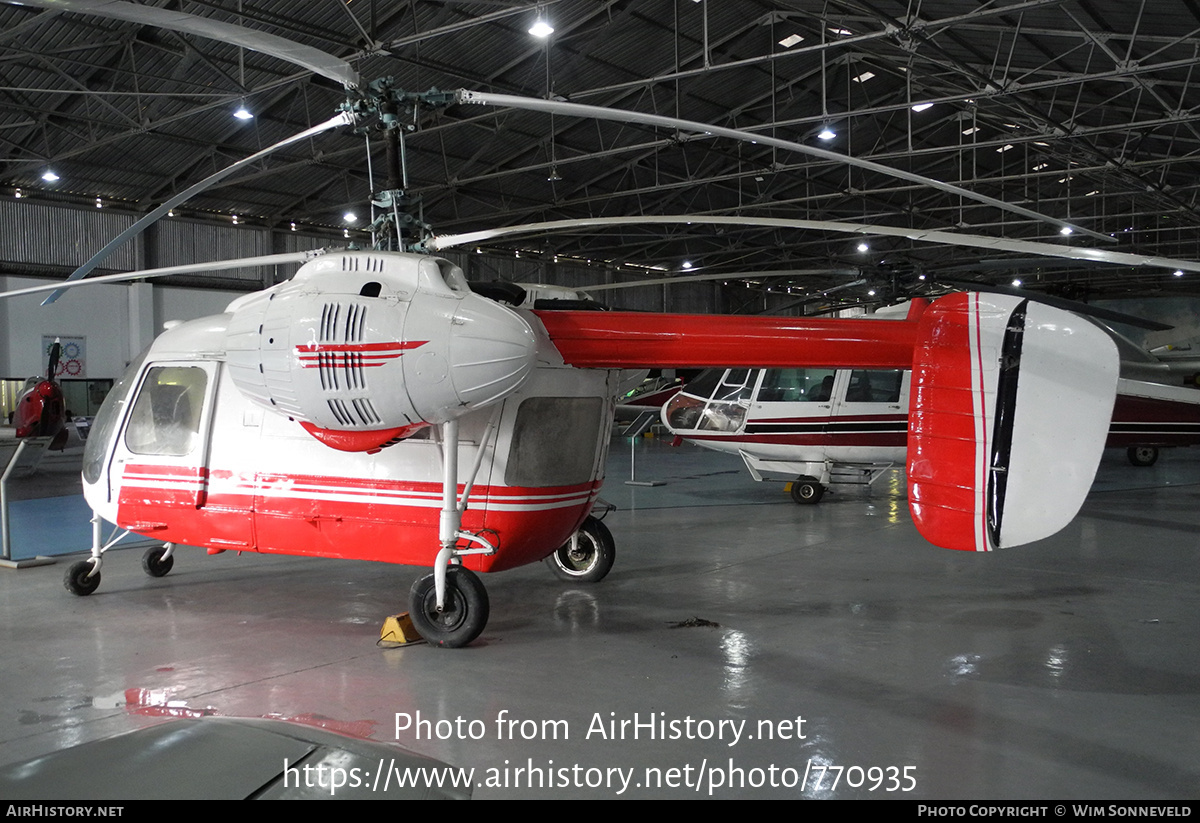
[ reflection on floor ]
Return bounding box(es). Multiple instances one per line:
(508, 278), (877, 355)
(0, 437), (1196, 798)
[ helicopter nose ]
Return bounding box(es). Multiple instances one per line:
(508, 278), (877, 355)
(451, 295), (538, 406)
(407, 293), (538, 419)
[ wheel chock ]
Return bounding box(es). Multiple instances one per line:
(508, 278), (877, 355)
(379, 612), (422, 646)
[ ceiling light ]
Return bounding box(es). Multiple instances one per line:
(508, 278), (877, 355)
(1059, 226), (1073, 235)
(1174, 270), (1184, 277)
(962, 126), (980, 135)
(918, 274), (926, 281)
(231, 214), (239, 225)
(13, 188), (22, 198)
(857, 242), (870, 252)
(41, 170), (59, 182)
(547, 167), (562, 182)
(233, 105), (253, 120)
(1033, 163), (1049, 171)
(779, 33), (804, 48)
(1085, 190), (1099, 197)
(343, 211), (357, 223)
(818, 128), (836, 140)
(997, 144), (1014, 153)
(290, 221), (296, 231)
(911, 103), (933, 112)
(829, 26), (853, 35)
(528, 18), (554, 37)
(852, 71), (875, 83)
(868, 289), (876, 296)
(1012, 279), (1022, 287)
(682, 261), (693, 270)
(95, 196), (102, 209)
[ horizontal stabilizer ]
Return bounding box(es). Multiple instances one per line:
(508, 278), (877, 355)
(907, 293), (1118, 551)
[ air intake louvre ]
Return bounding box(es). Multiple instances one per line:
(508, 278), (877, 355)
(341, 255), (385, 273)
(315, 302), (369, 392)
(327, 398), (381, 427)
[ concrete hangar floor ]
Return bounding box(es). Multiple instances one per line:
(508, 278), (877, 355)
(0, 435), (1196, 800)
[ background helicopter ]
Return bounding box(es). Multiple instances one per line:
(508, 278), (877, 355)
(658, 291), (1200, 502)
(3, 0), (1197, 647)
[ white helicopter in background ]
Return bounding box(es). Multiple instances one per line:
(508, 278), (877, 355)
(7, 0), (1200, 648)
(661, 297), (1200, 503)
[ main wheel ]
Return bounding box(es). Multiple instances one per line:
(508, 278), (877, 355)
(64, 560), (100, 596)
(790, 477), (825, 505)
(409, 566), (490, 649)
(141, 545), (174, 578)
(1127, 445), (1159, 467)
(544, 516), (616, 583)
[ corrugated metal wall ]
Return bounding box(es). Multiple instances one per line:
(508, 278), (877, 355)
(0, 199), (137, 271)
(2, 200), (726, 313)
(151, 219), (271, 282)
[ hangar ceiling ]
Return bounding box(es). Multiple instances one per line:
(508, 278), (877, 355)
(3, 0), (1200, 309)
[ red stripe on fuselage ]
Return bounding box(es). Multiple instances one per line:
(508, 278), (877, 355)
(115, 464), (599, 571)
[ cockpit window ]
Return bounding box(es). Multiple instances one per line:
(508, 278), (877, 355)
(124, 366), (208, 456)
(83, 348), (149, 484)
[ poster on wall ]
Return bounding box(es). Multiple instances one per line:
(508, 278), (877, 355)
(42, 335), (86, 378)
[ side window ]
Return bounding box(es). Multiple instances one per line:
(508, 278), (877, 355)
(758, 368), (836, 402)
(845, 370), (903, 403)
(124, 366), (208, 456)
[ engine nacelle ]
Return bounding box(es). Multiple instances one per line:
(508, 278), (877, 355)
(223, 252), (537, 450)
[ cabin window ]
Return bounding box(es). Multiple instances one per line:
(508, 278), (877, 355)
(757, 368), (836, 402)
(506, 397), (604, 487)
(845, 370), (903, 403)
(124, 366), (208, 456)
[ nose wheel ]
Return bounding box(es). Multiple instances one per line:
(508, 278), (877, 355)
(63, 559), (100, 596)
(409, 566), (489, 648)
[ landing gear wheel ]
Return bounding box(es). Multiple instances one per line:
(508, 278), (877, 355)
(409, 566), (490, 649)
(1127, 445), (1159, 467)
(544, 516), (616, 583)
(64, 560), (100, 596)
(141, 546), (174, 578)
(790, 476), (825, 505)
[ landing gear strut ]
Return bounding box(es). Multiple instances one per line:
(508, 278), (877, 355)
(409, 417), (497, 648)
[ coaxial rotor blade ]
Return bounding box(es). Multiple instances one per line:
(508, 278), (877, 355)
(575, 268), (860, 292)
(2, 253), (320, 302)
(6, 0), (359, 87)
(456, 91), (1112, 244)
(426, 215), (1200, 274)
(42, 112), (353, 305)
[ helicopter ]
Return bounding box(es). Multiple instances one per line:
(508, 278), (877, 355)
(6, 0), (1196, 648)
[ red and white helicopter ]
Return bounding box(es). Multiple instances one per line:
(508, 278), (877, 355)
(5, 0), (1199, 647)
(661, 298), (1200, 503)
